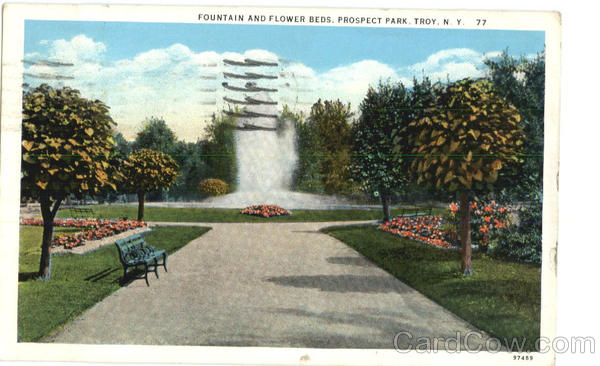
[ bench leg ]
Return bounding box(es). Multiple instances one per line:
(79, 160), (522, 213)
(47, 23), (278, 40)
(144, 263), (149, 286)
(154, 259), (159, 279)
(163, 253), (168, 272)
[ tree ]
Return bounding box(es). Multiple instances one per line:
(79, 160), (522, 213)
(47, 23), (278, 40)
(405, 78), (524, 275)
(484, 51), (545, 201)
(132, 117), (177, 154)
(21, 84), (120, 279)
(352, 81), (412, 221)
(113, 132), (133, 158)
(203, 113), (237, 187)
(169, 140), (211, 200)
(281, 106), (317, 193)
(309, 99), (354, 195)
(121, 149), (179, 221)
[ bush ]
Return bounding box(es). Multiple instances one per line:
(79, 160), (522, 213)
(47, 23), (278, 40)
(198, 178), (229, 197)
(490, 201), (542, 264)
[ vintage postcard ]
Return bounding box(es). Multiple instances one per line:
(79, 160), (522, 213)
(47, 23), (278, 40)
(1, 4), (560, 366)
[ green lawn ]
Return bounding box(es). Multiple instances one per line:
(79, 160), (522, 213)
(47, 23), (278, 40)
(56, 205), (446, 222)
(18, 225), (210, 342)
(323, 225), (541, 351)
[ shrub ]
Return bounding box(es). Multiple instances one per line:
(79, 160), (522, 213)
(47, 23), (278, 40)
(198, 178), (229, 197)
(490, 201), (542, 264)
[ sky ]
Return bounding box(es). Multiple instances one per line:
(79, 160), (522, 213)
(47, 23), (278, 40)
(23, 20), (545, 141)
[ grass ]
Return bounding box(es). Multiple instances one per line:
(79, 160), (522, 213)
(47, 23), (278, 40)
(323, 225), (541, 351)
(56, 205), (447, 222)
(18, 225), (210, 342)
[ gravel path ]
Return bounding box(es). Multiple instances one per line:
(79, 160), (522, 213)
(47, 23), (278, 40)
(44, 221), (491, 349)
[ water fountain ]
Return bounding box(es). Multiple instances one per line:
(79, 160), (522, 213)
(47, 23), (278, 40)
(199, 59), (352, 209)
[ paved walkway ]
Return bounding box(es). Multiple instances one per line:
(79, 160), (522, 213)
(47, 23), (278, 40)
(45, 221), (490, 349)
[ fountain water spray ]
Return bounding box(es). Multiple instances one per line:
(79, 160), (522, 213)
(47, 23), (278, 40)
(200, 58), (350, 209)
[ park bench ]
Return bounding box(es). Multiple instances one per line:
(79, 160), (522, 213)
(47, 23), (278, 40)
(67, 207), (96, 218)
(397, 207), (434, 217)
(115, 234), (167, 286)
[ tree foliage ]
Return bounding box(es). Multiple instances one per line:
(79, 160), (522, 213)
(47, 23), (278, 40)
(283, 106), (322, 193)
(132, 117), (177, 154)
(308, 99), (354, 195)
(22, 84), (120, 197)
(169, 140), (211, 200)
(352, 81), (412, 221)
(121, 149), (179, 220)
(21, 84), (120, 279)
(113, 132), (133, 158)
(405, 78), (525, 192)
(203, 113), (237, 187)
(484, 51), (545, 201)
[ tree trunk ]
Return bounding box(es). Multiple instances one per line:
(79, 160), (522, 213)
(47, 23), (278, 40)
(38, 192), (62, 280)
(381, 191), (392, 222)
(459, 190), (473, 276)
(137, 192), (145, 222)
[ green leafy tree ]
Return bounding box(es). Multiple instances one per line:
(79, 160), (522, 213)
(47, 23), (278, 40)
(352, 81), (412, 221)
(485, 51), (545, 201)
(21, 84), (120, 279)
(405, 78), (524, 275)
(121, 149), (179, 221)
(203, 113), (237, 187)
(113, 132), (133, 158)
(286, 106), (324, 193)
(132, 117), (177, 154)
(309, 99), (354, 195)
(169, 140), (211, 200)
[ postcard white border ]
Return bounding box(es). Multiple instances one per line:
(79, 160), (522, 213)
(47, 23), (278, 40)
(1, 4), (560, 366)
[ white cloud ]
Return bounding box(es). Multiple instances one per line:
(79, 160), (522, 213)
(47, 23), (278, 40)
(24, 36), (501, 141)
(24, 52), (42, 59)
(399, 48), (492, 83)
(300, 60), (401, 110)
(410, 48), (480, 72)
(49, 34), (106, 63)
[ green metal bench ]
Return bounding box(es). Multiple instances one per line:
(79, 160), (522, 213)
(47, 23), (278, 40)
(398, 207), (434, 217)
(115, 234), (167, 286)
(67, 207), (96, 218)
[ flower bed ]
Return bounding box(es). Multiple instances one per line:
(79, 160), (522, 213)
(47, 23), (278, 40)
(448, 200), (510, 250)
(21, 218), (146, 249)
(378, 201), (512, 251)
(379, 215), (454, 249)
(241, 205), (291, 218)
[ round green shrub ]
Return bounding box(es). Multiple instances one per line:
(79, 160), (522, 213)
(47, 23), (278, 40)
(198, 178), (229, 197)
